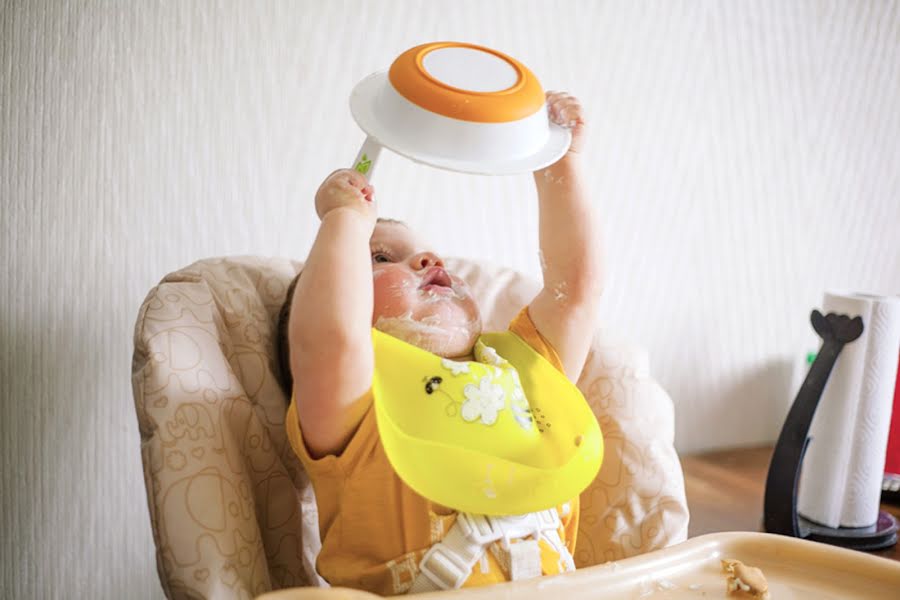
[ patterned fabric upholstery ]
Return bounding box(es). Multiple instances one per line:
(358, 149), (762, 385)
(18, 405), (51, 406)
(131, 256), (688, 599)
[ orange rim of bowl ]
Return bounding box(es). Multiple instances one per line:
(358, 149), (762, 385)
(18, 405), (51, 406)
(388, 42), (545, 123)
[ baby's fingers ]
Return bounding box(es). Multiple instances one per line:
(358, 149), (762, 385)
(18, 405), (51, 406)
(547, 92), (584, 126)
(335, 178), (375, 202)
(334, 168), (370, 190)
(330, 169), (373, 199)
(545, 91), (588, 154)
(348, 173), (375, 202)
(548, 97), (584, 127)
(545, 90), (576, 111)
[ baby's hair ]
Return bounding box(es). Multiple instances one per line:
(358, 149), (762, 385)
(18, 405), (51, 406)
(275, 217), (405, 401)
(276, 269), (302, 400)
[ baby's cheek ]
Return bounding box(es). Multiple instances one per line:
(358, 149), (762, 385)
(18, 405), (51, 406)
(372, 267), (417, 319)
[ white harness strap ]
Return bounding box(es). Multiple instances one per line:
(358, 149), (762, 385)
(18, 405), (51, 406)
(408, 509), (574, 593)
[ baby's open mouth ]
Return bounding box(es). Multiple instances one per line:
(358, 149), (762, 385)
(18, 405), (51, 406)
(419, 267), (453, 292)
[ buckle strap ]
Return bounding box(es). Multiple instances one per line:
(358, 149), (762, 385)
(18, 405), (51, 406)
(415, 542), (473, 591)
(456, 513), (499, 545)
(537, 508), (561, 531)
(409, 508), (566, 594)
(457, 510), (561, 546)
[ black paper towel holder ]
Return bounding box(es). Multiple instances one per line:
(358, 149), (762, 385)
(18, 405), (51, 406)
(763, 309), (898, 550)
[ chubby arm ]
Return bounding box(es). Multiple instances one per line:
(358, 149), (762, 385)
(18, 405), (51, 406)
(289, 169), (376, 457)
(528, 93), (604, 381)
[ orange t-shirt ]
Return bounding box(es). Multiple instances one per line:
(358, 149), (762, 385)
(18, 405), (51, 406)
(286, 308), (579, 595)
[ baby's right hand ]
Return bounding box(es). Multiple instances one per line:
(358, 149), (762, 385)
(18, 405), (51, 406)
(314, 169), (376, 222)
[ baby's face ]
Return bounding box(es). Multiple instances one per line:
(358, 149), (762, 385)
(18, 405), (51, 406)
(370, 220), (482, 358)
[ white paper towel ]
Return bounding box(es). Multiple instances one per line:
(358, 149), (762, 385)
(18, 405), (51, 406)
(798, 291), (900, 528)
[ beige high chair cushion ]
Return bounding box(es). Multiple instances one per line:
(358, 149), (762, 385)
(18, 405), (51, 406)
(132, 256), (688, 599)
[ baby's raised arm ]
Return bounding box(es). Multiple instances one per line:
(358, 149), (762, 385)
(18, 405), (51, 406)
(289, 169), (377, 457)
(527, 92), (604, 381)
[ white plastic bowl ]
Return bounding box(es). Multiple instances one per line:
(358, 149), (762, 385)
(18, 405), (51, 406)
(349, 42), (571, 176)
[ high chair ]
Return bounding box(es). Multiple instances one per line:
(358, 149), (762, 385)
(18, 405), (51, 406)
(131, 256), (689, 599)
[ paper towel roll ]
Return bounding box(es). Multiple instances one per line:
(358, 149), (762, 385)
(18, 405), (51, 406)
(842, 294), (900, 526)
(798, 292), (900, 528)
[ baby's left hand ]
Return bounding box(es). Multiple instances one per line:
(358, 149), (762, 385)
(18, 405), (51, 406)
(546, 91), (587, 155)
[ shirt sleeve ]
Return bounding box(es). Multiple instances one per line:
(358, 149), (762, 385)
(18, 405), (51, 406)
(285, 389), (380, 477)
(508, 306), (566, 374)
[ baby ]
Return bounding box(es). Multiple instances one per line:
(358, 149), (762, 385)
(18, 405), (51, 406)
(277, 92), (603, 594)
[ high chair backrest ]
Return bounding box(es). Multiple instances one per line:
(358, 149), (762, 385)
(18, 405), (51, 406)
(132, 256), (688, 599)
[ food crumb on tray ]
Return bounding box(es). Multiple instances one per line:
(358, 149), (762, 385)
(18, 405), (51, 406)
(721, 559), (769, 599)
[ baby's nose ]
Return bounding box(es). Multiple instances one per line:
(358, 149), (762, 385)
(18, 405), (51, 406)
(410, 252), (444, 270)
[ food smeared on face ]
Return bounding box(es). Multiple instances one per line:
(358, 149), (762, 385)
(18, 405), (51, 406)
(369, 220), (481, 358)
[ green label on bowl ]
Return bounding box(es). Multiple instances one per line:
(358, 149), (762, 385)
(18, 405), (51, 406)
(355, 154), (372, 175)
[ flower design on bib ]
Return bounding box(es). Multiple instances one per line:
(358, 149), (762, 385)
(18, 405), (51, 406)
(440, 358), (470, 376)
(475, 341), (509, 368)
(461, 376), (506, 425)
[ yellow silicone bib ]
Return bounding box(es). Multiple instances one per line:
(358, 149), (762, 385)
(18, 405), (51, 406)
(372, 328), (603, 516)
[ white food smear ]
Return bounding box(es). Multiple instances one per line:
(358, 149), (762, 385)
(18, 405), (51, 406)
(541, 169), (566, 185)
(728, 577), (752, 593)
(656, 579), (677, 591)
(374, 312), (474, 354)
(635, 578), (654, 598)
(552, 280), (569, 302)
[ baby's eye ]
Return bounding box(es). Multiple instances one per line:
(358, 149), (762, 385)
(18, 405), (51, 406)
(372, 252), (394, 264)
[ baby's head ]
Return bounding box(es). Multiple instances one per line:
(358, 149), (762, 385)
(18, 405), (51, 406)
(276, 218), (482, 395)
(369, 218), (482, 355)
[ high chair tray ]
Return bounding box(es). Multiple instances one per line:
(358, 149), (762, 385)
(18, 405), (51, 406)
(258, 531), (900, 599)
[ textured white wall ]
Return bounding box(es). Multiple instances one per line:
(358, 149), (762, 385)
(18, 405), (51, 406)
(2, 0), (898, 597)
